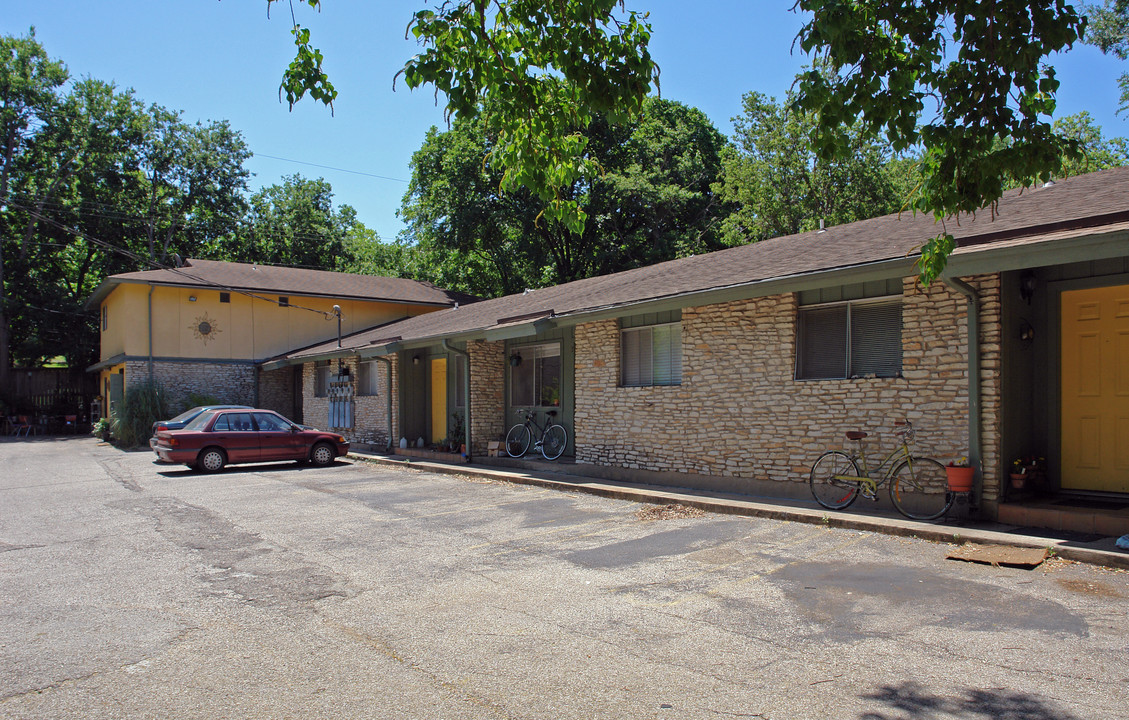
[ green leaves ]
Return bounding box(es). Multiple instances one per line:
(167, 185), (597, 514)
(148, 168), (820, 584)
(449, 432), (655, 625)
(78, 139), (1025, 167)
(280, 24), (337, 112)
(276, 1), (658, 237)
(794, 0), (1087, 283)
(398, 1), (658, 233)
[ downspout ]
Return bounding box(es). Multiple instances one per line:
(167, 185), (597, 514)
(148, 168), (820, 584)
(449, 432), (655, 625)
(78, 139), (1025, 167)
(371, 355), (394, 450)
(443, 339), (471, 461)
(147, 285), (154, 383)
(943, 276), (981, 512)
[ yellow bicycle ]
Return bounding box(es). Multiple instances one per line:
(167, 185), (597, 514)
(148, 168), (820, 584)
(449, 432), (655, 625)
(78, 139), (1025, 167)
(809, 420), (953, 521)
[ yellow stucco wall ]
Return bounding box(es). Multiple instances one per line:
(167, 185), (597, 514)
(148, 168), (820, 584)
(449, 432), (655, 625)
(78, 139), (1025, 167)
(100, 283), (442, 362)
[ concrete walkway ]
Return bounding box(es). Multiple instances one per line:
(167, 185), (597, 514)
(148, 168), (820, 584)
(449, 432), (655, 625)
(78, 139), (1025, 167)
(348, 449), (1129, 571)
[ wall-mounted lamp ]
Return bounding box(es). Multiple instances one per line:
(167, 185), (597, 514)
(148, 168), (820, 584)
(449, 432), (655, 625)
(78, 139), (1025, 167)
(1019, 271), (1037, 305)
(188, 295), (197, 302)
(509, 353), (523, 367)
(412, 354), (421, 365)
(1018, 318), (1035, 343)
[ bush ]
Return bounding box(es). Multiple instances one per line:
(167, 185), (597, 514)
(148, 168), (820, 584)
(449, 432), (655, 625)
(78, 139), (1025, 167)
(183, 391), (223, 413)
(110, 380), (170, 449)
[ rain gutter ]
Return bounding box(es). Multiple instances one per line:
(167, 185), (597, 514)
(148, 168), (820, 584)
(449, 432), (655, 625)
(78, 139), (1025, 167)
(943, 276), (982, 510)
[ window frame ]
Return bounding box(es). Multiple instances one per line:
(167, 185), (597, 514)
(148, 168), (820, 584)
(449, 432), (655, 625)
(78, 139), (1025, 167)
(620, 320), (683, 388)
(508, 341), (562, 408)
(794, 295), (903, 381)
(357, 360), (380, 397)
(314, 361), (332, 397)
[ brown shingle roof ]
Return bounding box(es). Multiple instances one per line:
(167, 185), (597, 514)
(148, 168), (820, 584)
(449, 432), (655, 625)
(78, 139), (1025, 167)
(87, 258), (475, 308)
(279, 166), (1129, 362)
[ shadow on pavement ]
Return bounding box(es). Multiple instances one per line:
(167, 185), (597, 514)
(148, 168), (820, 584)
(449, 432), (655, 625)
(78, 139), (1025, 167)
(859, 681), (1079, 720)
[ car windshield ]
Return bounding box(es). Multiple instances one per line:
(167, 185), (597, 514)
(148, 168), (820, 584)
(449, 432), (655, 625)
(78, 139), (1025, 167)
(181, 410), (216, 431)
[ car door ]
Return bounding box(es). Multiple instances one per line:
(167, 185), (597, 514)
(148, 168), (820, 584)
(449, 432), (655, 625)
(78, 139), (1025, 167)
(253, 412), (306, 461)
(211, 411), (260, 464)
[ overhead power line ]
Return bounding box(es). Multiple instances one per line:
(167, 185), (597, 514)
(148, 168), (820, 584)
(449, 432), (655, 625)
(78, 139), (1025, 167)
(253, 153), (409, 184)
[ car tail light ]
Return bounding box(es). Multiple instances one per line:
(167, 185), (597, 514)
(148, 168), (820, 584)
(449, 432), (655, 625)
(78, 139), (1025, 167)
(168, 437), (180, 447)
(157, 424), (168, 432)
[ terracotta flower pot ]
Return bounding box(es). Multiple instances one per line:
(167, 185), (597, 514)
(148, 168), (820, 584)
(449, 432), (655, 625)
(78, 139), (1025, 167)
(946, 466), (975, 492)
(1009, 472), (1027, 490)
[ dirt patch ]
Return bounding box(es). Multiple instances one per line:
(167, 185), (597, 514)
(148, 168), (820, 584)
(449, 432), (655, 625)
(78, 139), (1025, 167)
(1056, 578), (1124, 598)
(635, 503), (706, 522)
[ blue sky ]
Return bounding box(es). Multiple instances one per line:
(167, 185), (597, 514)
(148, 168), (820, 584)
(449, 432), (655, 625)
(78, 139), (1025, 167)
(2, 1), (1125, 242)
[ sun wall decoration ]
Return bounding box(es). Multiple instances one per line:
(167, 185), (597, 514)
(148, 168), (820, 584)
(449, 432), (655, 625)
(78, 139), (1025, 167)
(190, 312), (222, 345)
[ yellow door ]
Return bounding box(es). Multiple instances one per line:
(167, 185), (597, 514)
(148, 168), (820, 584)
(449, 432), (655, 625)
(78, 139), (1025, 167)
(430, 357), (447, 443)
(1060, 284), (1129, 492)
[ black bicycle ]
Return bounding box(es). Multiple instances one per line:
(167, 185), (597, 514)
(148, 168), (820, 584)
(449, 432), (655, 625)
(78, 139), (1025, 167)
(505, 409), (568, 461)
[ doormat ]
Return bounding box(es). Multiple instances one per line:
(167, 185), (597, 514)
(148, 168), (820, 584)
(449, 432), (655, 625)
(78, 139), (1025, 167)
(946, 544), (1048, 569)
(1053, 499), (1129, 510)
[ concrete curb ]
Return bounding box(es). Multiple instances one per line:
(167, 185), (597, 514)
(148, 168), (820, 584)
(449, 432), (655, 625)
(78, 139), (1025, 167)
(348, 451), (1129, 571)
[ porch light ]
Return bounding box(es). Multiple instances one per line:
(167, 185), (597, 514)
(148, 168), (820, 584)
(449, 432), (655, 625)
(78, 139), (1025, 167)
(412, 354), (420, 365)
(509, 353), (522, 367)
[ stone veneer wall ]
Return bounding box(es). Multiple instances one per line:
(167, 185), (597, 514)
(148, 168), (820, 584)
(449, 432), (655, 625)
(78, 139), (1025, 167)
(125, 360), (255, 412)
(467, 340), (506, 456)
(257, 366), (296, 418)
(301, 357), (399, 446)
(573, 274), (1002, 510)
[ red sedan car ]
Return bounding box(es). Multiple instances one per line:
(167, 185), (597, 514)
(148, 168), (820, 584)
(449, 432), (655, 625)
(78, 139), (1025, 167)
(153, 408), (349, 472)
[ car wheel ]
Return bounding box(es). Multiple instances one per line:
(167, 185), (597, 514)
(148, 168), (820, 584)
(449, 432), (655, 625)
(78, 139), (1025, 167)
(197, 447), (227, 473)
(310, 442), (336, 467)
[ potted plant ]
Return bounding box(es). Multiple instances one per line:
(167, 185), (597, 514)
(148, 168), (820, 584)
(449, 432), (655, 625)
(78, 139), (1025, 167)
(1009, 456), (1046, 490)
(945, 457), (974, 492)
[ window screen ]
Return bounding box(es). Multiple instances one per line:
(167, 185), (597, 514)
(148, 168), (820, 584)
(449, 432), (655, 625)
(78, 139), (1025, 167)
(622, 322), (682, 387)
(357, 361), (379, 396)
(797, 299), (901, 380)
(314, 362), (331, 397)
(510, 343), (561, 407)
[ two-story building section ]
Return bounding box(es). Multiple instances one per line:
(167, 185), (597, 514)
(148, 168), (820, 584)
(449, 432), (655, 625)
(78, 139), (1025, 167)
(86, 258), (472, 424)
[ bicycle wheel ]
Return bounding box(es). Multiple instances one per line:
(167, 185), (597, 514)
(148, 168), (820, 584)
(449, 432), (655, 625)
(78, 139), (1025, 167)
(540, 424), (568, 460)
(505, 423), (531, 457)
(889, 457), (953, 521)
(810, 451), (861, 510)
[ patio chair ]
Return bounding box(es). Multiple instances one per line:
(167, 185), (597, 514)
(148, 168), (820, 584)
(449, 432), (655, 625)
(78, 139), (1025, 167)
(13, 416), (33, 437)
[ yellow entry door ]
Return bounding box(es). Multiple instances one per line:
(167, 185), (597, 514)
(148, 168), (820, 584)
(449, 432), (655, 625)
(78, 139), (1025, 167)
(430, 357), (447, 443)
(1060, 284), (1129, 493)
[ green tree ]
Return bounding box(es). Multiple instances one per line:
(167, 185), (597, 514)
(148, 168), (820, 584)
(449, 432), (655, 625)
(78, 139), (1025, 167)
(1053, 111), (1129, 175)
(399, 97), (730, 297)
(271, 0), (659, 238)
(793, 1), (1087, 281)
(0, 30), (68, 387)
(1083, 0), (1129, 113)
(717, 90), (913, 245)
(220, 174), (357, 270)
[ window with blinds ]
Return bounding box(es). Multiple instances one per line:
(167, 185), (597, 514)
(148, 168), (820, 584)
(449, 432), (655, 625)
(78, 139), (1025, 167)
(621, 321), (682, 387)
(357, 360), (380, 396)
(796, 298), (901, 380)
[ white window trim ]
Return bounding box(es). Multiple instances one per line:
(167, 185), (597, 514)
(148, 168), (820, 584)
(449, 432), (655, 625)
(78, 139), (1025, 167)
(795, 294), (902, 381)
(621, 320), (683, 388)
(357, 360), (380, 397)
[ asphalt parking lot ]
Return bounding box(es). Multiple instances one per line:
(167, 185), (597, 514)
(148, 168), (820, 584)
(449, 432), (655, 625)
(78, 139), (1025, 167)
(1, 436), (1127, 719)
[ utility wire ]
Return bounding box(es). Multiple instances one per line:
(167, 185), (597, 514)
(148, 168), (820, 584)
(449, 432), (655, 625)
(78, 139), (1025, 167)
(8, 201), (345, 322)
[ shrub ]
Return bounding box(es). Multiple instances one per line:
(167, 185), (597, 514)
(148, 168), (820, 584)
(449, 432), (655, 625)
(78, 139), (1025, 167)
(184, 391), (223, 412)
(110, 380), (170, 449)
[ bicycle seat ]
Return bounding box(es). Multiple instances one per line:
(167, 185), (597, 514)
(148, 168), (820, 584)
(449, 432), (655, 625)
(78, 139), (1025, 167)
(546, 410), (557, 417)
(846, 431), (868, 441)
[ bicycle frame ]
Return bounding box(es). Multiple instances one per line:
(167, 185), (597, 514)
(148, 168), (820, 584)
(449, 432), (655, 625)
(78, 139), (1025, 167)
(834, 436), (912, 497)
